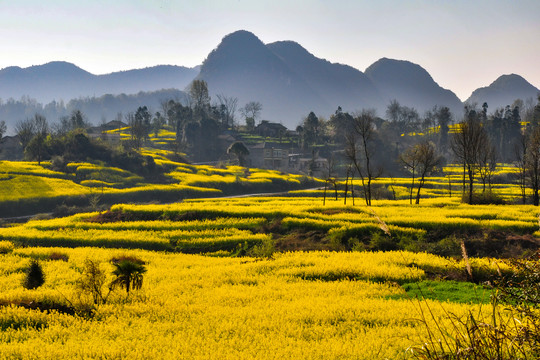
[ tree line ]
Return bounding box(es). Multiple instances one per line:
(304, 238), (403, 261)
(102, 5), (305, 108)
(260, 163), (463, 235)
(4, 77), (540, 205)
(295, 96), (540, 206)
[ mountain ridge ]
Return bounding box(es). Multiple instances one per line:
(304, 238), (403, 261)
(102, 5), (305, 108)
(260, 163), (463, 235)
(0, 30), (538, 129)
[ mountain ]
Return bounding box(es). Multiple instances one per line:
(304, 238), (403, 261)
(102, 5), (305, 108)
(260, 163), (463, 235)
(1, 30), (539, 130)
(196, 31), (470, 127)
(0, 62), (198, 103)
(266, 41), (384, 114)
(365, 58), (463, 116)
(466, 74), (540, 109)
(195, 30), (330, 127)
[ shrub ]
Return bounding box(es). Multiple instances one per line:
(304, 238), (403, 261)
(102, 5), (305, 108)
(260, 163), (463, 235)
(247, 239), (275, 259)
(76, 259), (109, 305)
(23, 260), (45, 289)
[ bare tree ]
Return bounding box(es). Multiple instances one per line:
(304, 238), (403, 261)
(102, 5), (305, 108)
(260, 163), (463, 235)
(345, 110), (380, 206)
(323, 154), (338, 205)
(399, 145), (420, 204)
(15, 118), (37, 149)
(240, 101), (263, 125)
(216, 94), (238, 128)
(413, 141), (441, 204)
(477, 140), (497, 194)
(450, 111), (489, 204)
(400, 141), (441, 204)
(24, 114), (49, 164)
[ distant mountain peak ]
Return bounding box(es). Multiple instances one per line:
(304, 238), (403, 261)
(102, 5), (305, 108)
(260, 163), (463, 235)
(488, 74), (533, 90)
(365, 57), (463, 114)
(222, 29), (260, 41)
(466, 73), (539, 109)
(199, 29), (287, 79)
(215, 30), (266, 52)
(366, 58), (436, 84)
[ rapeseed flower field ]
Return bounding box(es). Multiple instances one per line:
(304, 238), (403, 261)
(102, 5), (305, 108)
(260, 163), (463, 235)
(1, 156), (538, 358)
(0, 247), (502, 359)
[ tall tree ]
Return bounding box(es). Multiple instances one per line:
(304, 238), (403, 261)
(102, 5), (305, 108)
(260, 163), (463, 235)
(450, 110), (490, 204)
(24, 114), (49, 164)
(15, 118), (37, 150)
(329, 106), (354, 144)
(413, 141), (441, 204)
(477, 140), (497, 193)
(345, 110), (380, 206)
(152, 111), (166, 137)
(302, 111), (320, 148)
(55, 109), (88, 135)
(400, 144), (421, 204)
(514, 134), (528, 204)
(385, 99), (420, 135)
(215, 94), (238, 128)
(189, 80), (211, 115)
(433, 106), (452, 153)
(127, 106), (151, 149)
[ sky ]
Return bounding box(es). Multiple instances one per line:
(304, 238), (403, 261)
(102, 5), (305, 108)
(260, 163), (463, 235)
(0, 0), (539, 101)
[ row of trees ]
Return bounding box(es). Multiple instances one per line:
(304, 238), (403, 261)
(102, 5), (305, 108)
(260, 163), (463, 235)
(313, 95), (540, 206)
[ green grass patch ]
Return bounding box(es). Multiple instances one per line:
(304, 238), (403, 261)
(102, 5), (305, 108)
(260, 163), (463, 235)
(395, 280), (491, 304)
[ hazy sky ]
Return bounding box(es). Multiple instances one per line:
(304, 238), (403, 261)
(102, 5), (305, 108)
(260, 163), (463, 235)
(1, 0), (539, 100)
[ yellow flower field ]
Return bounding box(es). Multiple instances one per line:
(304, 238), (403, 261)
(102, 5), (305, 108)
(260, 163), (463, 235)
(0, 247), (499, 359)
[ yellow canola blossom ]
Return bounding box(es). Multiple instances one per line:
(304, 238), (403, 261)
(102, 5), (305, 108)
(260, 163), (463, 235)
(0, 248), (495, 359)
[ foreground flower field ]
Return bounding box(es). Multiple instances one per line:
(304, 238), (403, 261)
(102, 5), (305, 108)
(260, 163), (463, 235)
(0, 247), (497, 359)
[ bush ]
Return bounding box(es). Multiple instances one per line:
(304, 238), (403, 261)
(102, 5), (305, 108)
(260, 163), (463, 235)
(462, 191), (505, 205)
(23, 260), (45, 289)
(76, 259), (109, 306)
(247, 239), (275, 259)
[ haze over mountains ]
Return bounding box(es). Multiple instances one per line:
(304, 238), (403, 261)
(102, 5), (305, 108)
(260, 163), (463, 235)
(0, 62), (198, 103)
(0, 30), (538, 130)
